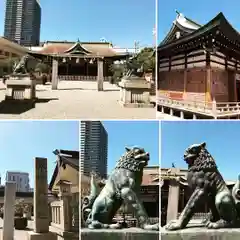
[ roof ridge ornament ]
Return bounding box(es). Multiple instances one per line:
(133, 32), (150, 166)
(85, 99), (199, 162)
(175, 10), (184, 19)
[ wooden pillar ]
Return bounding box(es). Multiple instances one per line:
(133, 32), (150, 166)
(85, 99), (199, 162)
(52, 58), (59, 90)
(235, 63), (238, 102)
(97, 58), (104, 91)
(206, 52), (211, 102)
(183, 53), (187, 97)
(157, 54), (160, 90)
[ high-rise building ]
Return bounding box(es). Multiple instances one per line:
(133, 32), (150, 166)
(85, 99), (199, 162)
(80, 121), (108, 179)
(5, 171), (30, 192)
(4, 0), (41, 46)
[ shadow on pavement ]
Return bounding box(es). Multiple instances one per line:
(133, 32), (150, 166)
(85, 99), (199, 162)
(0, 97), (58, 114)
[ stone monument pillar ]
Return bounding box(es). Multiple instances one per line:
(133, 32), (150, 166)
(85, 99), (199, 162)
(166, 178), (180, 223)
(97, 59), (104, 91)
(28, 157), (56, 240)
(34, 157), (49, 233)
(2, 182), (16, 240)
(52, 59), (59, 90)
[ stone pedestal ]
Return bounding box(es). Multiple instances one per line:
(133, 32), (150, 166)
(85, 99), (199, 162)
(118, 77), (154, 108)
(161, 224), (240, 240)
(81, 228), (159, 240)
(5, 74), (36, 101)
(3, 182), (16, 240)
(27, 231), (57, 240)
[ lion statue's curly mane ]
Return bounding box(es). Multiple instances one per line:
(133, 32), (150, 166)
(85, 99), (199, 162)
(185, 145), (218, 172)
(114, 147), (148, 172)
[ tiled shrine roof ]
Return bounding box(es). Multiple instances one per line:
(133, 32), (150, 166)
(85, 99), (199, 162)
(160, 11), (201, 45)
(158, 12), (240, 58)
(30, 40), (130, 58)
(0, 37), (28, 53)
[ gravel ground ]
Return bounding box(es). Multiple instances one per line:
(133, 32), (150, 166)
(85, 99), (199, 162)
(0, 81), (156, 119)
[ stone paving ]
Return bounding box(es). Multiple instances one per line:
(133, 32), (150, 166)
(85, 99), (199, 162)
(0, 81), (156, 119)
(0, 218), (34, 240)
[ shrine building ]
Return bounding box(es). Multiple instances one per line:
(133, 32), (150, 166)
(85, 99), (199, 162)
(29, 40), (131, 90)
(157, 12), (240, 119)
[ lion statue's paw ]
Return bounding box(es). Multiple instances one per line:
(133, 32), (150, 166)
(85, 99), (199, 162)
(109, 223), (122, 229)
(206, 219), (233, 229)
(165, 220), (182, 231)
(143, 223), (159, 231)
(88, 221), (109, 229)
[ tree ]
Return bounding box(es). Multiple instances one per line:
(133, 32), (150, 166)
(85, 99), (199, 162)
(135, 47), (155, 73)
(109, 47), (155, 84)
(35, 62), (50, 74)
(109, 61), (127, 84)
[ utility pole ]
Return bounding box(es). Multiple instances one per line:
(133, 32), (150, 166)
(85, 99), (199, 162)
(134, 40), (140, 55)
(153, 25), (156, 47)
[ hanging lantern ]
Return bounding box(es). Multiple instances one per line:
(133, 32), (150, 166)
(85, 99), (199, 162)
(76, 58), (79, 63)
(63, 58), (66, 63)
(89, 59), (93, 64)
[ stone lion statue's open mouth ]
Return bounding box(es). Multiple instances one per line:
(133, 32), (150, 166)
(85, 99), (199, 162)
(184, 153), (196, 164)
(135, 152), (150, 165)
(183, 142), (206, 167)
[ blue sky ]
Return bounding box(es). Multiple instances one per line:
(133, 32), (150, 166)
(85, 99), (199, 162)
(0, 121), (79, 188)
(161, 121), (240, 181)
(102, 121), (159, 173)
(0, 0), (156, 48)
(159, 0), (240, 42)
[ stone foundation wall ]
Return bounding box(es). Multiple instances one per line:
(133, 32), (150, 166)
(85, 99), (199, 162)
(81, 229), (159, 240)
(161, 228), (240, 240)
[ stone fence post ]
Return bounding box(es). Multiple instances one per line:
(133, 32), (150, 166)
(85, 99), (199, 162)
(58, 182), (72, 232)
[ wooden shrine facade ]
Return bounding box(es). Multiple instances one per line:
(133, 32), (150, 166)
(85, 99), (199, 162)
(29, 40), (130, 90)
(157, 12), (240, 119)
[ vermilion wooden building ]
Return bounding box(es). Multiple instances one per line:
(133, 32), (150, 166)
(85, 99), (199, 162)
(157, 12), (240, 119)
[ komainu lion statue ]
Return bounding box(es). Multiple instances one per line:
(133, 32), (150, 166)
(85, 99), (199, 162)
(13, 55), (38, 74)
(81, 146), (159, 230)
(166, 142), (240, 231)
